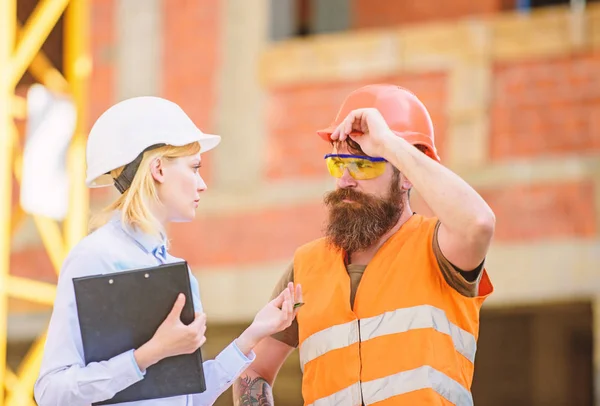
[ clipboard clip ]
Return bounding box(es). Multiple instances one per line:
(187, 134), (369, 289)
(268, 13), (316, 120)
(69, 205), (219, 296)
(108, 273), (150, 285)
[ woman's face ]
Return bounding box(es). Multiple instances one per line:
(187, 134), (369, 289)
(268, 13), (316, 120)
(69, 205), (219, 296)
(153, 152), (206, 223)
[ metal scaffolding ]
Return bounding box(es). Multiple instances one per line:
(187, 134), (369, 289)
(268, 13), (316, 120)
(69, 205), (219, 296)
(0, 0), (90, 404)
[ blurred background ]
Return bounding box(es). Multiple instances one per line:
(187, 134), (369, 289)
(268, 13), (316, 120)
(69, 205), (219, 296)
(1, 0), (599, 405)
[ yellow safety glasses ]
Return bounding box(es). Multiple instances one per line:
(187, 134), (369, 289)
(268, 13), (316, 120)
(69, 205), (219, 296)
(324, 154), (388, 180)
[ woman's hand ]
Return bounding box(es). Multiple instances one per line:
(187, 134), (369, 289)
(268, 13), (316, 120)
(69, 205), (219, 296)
(134, 293), (206, 371)
(235, 282), (303, 355)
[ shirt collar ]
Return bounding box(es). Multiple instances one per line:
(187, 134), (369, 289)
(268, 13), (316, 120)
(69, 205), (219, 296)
(110, 212), (167, 255)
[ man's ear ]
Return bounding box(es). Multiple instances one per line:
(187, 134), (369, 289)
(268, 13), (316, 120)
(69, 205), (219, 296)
(150, 157), (165, 184)
(400, 174), (412, 191)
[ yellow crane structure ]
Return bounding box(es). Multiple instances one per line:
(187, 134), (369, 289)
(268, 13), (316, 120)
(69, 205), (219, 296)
(0, 0), (90, 404)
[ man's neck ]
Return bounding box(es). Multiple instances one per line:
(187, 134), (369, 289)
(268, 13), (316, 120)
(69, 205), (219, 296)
(349, 208), (414, 266)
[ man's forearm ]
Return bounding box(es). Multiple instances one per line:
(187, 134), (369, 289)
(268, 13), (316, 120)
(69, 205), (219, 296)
(233, 369), (274, 406)
(381, 134), (495, 237)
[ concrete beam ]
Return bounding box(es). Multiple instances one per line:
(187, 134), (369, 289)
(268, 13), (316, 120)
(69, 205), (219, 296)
(115, 0), (162, 100)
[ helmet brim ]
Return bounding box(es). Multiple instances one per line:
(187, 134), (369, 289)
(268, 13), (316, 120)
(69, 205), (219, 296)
(316, 128), (440, 162)
(85, 132), (222, 188)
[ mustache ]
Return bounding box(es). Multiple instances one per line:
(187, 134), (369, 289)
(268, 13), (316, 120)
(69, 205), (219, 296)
(323, 187), (376, 206)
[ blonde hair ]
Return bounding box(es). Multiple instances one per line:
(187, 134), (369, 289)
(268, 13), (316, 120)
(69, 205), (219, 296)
(90, 142), (202, 237)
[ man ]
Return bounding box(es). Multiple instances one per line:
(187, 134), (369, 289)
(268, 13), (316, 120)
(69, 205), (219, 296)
(233, 84), (495, 406)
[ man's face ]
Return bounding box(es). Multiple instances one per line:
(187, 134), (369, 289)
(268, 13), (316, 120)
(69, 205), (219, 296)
(330, 143), (395, 198)
(323, 143), (409, 253)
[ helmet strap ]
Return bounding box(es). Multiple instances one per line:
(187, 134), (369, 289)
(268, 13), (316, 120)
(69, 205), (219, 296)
(113, 143), (166, 194)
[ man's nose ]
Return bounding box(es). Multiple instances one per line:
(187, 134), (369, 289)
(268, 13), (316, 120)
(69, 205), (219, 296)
(337, 168), (357, 189)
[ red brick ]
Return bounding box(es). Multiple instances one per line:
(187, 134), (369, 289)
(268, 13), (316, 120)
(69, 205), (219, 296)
(491, 53), (600, 160)
(480, 181), (596, 242)
(352, 0), (502, 29)
(88, 0), (116, 128)
(168, 203), (327, 268)
(10, 248), (57, 284)
(162, 0), (222, 185)
(266, 73), (448, 181)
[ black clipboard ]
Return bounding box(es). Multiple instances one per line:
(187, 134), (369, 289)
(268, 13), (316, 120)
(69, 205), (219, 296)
(72, 261), (206, 405)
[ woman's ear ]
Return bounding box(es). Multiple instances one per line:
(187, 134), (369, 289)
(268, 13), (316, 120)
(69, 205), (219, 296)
(150, 157), (165, 184)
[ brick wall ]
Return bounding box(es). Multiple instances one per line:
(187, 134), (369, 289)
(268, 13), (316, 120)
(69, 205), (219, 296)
(353, 0), (503, 29)
(89, 0), (116, 127)
(10, 249), (54, 283)
(480, 181), (597, 242)
(162, 0), (222, 185)
(171, 48), (599, 272)
(169, 203), (326, 268)
(491, 52), (600, 160)
(87, 0), (117, 204)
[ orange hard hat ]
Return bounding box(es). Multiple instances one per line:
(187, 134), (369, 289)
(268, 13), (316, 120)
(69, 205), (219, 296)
(317, 84), (440, 162)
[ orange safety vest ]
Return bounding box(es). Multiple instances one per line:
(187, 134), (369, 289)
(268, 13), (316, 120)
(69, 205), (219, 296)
(293, 215), (493, 406)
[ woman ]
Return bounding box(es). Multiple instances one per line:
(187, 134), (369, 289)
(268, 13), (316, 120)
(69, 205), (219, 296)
(34, 96), (302, 406)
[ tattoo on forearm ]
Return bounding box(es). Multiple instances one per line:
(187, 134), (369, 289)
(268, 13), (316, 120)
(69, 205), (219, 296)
(234, 374), (274, 406)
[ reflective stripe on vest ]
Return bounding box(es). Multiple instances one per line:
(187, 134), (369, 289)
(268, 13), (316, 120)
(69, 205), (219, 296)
(300, 304), (477, 372)
(306, 366), (473, 406)
(360, 305), (477, 363)
(299, 320), (359, 372)
(361, 366), (473, 405)
(306, 382), (362, 406)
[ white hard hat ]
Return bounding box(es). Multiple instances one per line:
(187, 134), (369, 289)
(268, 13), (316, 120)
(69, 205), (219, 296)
(85, 96), (221, 189)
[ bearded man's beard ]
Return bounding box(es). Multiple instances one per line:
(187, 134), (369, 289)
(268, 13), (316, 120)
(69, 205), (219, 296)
(324, 173), (406, 253)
